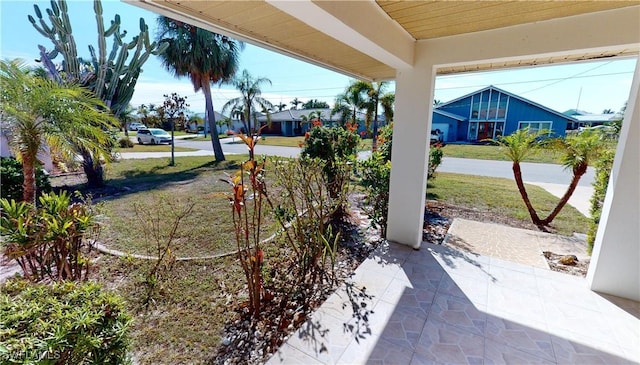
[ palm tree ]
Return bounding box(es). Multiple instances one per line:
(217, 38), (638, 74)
(332, 81), (368, 128)
(0, 59), (117, 203)
(380, 93), (395, 125)
(221, 69), (273, 135)
(540, 130), (605, 225)
(156, 16), (243, 162)
(275, 102), (287, 112)
(290, 97), (302, 110)
(493, 128), (545, 226)
(352, 81), (389, 150)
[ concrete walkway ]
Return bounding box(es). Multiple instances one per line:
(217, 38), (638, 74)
(267, 234), (639, 364)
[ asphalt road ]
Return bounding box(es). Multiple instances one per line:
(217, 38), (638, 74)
(173, 138), (595, 186)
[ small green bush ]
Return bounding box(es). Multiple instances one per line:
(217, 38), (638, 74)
(358, 152), (391, 236)
(587, 148), (615, 253)
(0, 157), (51, 201)
(118, 137), (134, 148)
(0, 279), (132, 364)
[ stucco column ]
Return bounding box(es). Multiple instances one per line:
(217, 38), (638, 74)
(586, 60), (640, 301)
(386, 56), (435, 249)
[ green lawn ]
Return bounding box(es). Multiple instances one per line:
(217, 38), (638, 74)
(427, 172), (589, 235)
(441, 144), (563, 164)
(81, 156), (589, 364)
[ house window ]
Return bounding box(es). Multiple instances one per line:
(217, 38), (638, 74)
(518, 121), (552, 134)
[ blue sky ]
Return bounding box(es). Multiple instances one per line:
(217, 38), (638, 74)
(1, 0), (637, 116)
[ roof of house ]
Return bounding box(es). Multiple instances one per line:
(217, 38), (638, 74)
(436, 85), (577, 122)
(434, 109), (467, 121)
(574, 114), (623, 122)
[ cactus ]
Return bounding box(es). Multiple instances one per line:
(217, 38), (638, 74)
(29, 0), (167, 117)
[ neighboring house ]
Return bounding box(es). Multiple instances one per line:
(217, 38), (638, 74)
(1, 132), (54, 172)
(189, 112), (243, 134)
(256, 108), (386, 136)
(433, 85), (576, 142)
(563, 109), (623, 129)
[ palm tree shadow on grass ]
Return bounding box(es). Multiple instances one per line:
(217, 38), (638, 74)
(55, 160), (239, 201)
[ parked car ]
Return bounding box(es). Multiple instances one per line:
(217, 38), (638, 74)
(137, 128), (172, 145)
(430, 129), (443, 144)
(128, 122), (147, 131)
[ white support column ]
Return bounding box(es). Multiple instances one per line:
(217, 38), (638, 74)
(586, 60), (640, 301)
(386, 50), (435, 249)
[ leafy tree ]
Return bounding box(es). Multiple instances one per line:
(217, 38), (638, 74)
(29, 0), (166, 187)
(302, 99), (329, 109)
(0, 59), (117, 203)
(221, 69), (273, 135)
(156, 16), (243, 162)
(159, 93), (189, 166)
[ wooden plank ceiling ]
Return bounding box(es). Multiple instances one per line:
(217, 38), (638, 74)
(140, 1), (638, 80)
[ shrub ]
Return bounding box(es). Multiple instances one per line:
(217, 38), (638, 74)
(358, 153), (391, 236)
(0, 191), (99, 282)
(0, 157), (51, 201)
(587, 148), (615, 253)
(0, 279), (132, 364)
(118, 137), (134, 148)
(301, 124), (359, 218)
(428, 143), (444, 180)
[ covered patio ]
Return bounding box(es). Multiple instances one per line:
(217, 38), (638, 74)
(127, 0), (639, 362)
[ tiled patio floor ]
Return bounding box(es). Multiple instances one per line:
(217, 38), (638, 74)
(267, 242), (640, 365)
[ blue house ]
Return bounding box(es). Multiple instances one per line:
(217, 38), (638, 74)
(433, 86), (576, 142)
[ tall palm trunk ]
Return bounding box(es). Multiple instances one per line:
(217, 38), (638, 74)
(22, 157), (37, 204)
(540, 162), (588, 225)
(202, 82), (225, 162)
(372, 99), (380, 151)
(512, 162), (543, 226)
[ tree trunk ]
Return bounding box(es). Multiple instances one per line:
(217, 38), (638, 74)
(372, 99), (379, 152)
(512, 162), (543, 226)
(202, 82), (225, 162)
(81, 150), (105, 188)
(22, 157), (37, 204)
(540, 162), (588, 225)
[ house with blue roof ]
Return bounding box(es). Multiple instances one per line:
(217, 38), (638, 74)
(433, 85), (577, 143)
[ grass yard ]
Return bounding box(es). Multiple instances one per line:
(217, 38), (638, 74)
(441, 143), (563, 164)
(116, 144), (197, 153)
(427, 172), (590, 235)
(59, 156), (589, 364)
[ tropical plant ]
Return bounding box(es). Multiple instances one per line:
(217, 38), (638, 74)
(541, 129), (606, 225)
(587, 148), (615, 253)
(1, 279), (131, 364)
(0, 59), (117, 203)
(0, 191), (99, 282)
(222, 132), (268, 317)
(290, 97), (302, 110)
(492, 128), (546, 225)
(358, 153), (391, 236)
(352, 81), (389, 150)
(301, 99), (329, 109)
(0, 157), (51, 202)
(29, 0), (166, 187)
(332, 80), (369, 128)
(379, 93), (395, 126)
(156, 16), (243, 161)
(221, 69), (273, 135)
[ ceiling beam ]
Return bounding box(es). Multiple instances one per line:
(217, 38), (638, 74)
(266, 0), (415, 70)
